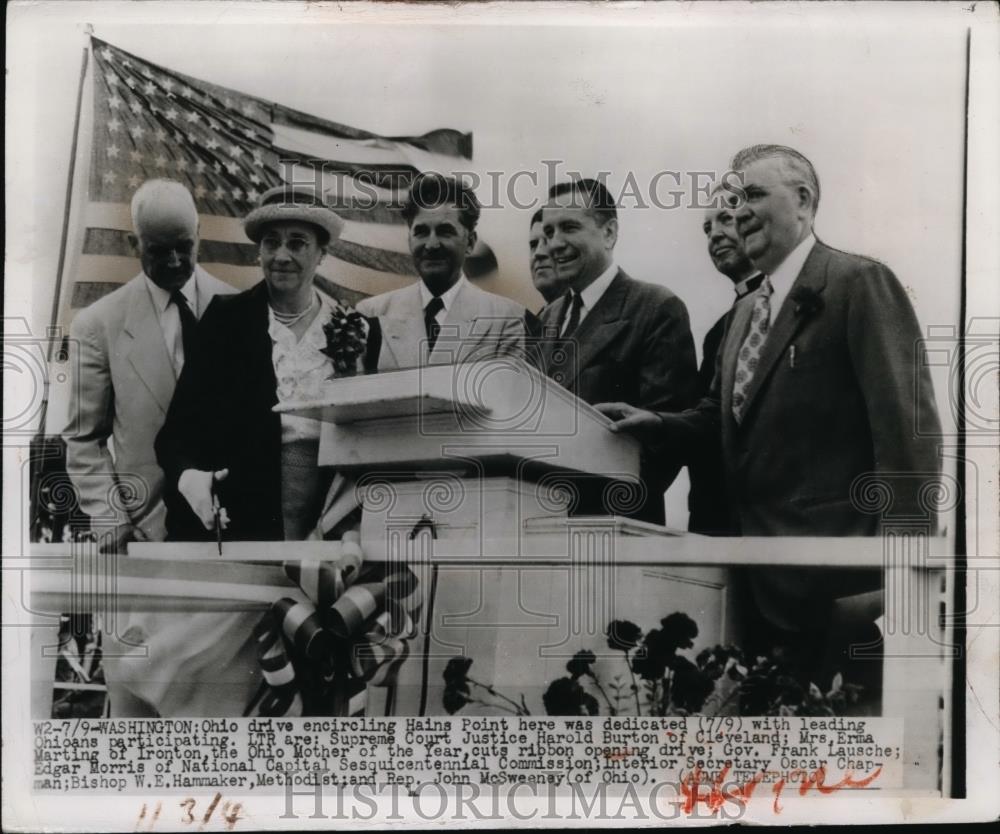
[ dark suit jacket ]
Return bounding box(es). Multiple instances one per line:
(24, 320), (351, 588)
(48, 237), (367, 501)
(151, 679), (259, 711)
(539, 269), (699, 524)
(686, 311), (739, 536)
(661, 240), (942, 536)
(156, 281), (285, 541)
(155, 281), (379, 541)
(657, 240), (942, 629)
(687, 273), (764, 536)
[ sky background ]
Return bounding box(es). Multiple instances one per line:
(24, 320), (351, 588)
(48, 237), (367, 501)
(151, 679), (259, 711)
(8, 1), (996, 453)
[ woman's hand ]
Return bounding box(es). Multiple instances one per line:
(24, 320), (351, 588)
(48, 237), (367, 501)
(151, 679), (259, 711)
(177, 468), (231, 531)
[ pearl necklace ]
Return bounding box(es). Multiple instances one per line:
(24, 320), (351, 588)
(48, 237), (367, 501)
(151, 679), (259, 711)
(271, 293), (318, 327)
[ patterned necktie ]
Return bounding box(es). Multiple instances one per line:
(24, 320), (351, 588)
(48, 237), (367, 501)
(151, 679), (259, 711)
(424, 296), (444, 353)
(731, 275), (773, 424)
(170, 289), (197, 364)
(561, 291), (584, 338)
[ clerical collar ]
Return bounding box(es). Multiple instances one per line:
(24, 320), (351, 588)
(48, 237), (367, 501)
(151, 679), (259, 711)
(733, 271), (765, 300)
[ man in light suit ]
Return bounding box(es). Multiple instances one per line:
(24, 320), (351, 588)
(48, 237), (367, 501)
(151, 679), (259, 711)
(64, 179), (236, 715)
(597, 146), (942, 679)
(357, 173), (526, 368)
(538, 178), (698, 525)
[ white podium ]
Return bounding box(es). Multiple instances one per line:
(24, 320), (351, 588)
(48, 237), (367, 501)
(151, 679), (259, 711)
(276, 359), (737, 716)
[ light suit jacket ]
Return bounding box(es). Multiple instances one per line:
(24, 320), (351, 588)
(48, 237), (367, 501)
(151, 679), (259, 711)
(64, 268), (235, 542)
(356, 280), (526, 370)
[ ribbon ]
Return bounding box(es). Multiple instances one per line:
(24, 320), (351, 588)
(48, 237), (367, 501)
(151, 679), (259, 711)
(245, 532), (422, 717)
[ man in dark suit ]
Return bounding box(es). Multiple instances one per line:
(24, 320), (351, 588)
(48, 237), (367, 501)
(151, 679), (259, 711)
(539, 178), (698, 524)
(529, 208), (565, 308)
(687, 189), (764, 536)
(596, 146), (942, 671)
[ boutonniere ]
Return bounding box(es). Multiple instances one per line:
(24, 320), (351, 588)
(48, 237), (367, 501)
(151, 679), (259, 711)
(790, 286), (824, 319)
(320, 305), (369, 377)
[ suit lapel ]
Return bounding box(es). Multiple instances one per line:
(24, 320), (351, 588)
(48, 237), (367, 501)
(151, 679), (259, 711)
(571, 271), (630, 384)
(379, 316), (426, 369)
(380, 283), (426, 369)
(739, 243), (830, 420)
(122, 277), (175, 414)
(433, 281), (477, 364)
(539, 293), (570, 370)
(247, 283), (279, 404)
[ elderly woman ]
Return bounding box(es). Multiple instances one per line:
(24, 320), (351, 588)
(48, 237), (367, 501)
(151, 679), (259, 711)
(156, 186), (375, 541)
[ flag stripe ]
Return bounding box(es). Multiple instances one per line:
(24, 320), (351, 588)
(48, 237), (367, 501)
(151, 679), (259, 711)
(328, 240), (416, 277)
(273, 150), (418, 190)
(271, 105), (473, 157)
(83, 228), (260, 266)
(77, 231), (411, 277)
(273, 123), (468, 178)
(271, 123), (412, 166)
(284, 163), (400, 209)
(69, 260), (410, 305)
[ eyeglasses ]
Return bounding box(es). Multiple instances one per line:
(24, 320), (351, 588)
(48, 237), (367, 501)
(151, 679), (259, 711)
(260, 235), (316, 255)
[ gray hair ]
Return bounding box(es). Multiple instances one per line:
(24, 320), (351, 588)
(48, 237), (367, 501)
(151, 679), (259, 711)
(730, 144), (820, 214)
(130, 178), (199, 235)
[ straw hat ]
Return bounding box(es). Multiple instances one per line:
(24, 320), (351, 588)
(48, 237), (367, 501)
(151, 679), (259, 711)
(243, 185), (345, 245)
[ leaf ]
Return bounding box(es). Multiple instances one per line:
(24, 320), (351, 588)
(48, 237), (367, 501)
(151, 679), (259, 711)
(827, 672), (843, 698)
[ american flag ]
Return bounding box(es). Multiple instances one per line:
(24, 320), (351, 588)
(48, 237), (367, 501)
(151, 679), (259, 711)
(61, 36), (495, 326)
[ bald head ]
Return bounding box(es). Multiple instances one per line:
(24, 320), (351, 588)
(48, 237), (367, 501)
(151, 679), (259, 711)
(129, 179), (200, 291)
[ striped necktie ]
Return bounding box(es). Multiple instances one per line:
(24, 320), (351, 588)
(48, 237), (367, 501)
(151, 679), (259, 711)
(731, 275), (773, 424)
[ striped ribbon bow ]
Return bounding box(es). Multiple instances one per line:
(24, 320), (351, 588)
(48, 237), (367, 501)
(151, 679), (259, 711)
(245, 532), (422, 717)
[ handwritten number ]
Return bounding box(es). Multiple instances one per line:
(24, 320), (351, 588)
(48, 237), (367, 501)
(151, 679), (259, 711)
(222, 802), (243, 830)
(180, 798), (196, 825)
(139, 797), (239, 830)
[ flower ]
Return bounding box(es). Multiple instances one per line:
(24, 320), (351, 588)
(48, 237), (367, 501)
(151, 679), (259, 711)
(790, 286), (824, 318)
(667, 656), (715, 713)
(542, 677), (600, 716)
(631, 630), (670, 681)
(320, 304), (369, 377)
(659, 612), (698, 653)
(443, 656), (473, 686)
(566, 649), (596, 679)
(606, 620), (642, 652)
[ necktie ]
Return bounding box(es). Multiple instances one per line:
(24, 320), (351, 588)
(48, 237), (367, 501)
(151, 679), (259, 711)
(731, 276), (773, 424)
(424, 296), (445, 353)
(170, 289), (197, 365)
(561, 292), (584, 338)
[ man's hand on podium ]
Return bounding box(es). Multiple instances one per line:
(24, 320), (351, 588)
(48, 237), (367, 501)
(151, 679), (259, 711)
(594, 402), (664, 441)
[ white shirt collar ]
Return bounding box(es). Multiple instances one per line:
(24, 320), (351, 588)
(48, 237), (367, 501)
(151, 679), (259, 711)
(576, 261), (618, 312)
(419, 273), (468, 313)
(144, 268), (199, 316)
(767, 232), (816, 320)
